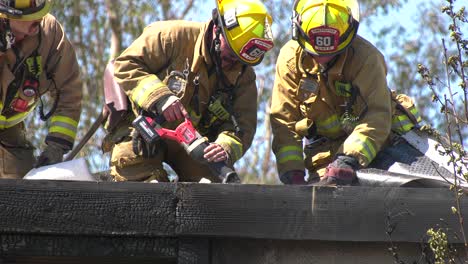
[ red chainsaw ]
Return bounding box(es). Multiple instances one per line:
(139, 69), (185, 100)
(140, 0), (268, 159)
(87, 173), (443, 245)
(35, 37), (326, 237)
(132, 113), (240, 183)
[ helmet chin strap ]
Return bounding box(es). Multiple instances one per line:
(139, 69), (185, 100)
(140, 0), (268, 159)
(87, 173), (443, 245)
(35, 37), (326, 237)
(210, 25), (223, 68)
(0, 18), (15, 52)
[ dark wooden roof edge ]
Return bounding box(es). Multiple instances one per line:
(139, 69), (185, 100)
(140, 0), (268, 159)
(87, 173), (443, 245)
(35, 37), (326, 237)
(0, 179), (466, 243)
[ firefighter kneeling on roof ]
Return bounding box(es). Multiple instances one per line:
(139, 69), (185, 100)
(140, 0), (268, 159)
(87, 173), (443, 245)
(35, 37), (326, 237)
(104, 0), (274, 182)
(0, 0), (82, 179)
(270, 0), (421, 186)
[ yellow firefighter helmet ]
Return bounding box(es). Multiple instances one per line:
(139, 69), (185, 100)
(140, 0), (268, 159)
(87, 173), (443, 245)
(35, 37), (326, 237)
(0, 0), (51, 21)
(214, 0), (274, 66)
(292, 0), (360, 56)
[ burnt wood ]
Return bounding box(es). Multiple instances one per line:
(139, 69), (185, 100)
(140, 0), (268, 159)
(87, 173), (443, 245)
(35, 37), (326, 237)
(0, 178), (466, 260)
(0, 180), (177, 237)
(0, 234), (177, 258)
(176, 183), (467, 243)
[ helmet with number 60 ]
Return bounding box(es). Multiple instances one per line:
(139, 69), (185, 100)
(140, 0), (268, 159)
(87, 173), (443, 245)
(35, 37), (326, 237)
(214, 0), (274, 66)
(292, 0), (360, 56)
(0, 0), (51, 21)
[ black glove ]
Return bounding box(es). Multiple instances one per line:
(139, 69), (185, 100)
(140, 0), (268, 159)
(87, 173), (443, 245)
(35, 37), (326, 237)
(34, 142), (67, 168)
(131, 129), (159, 158)
(280, 170), (307, 185)
(316, 155), (360, 186)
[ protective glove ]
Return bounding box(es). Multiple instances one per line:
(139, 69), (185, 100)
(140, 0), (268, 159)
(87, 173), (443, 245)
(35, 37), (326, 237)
(316, 155), (360, 186)
(150, 95), (188, 122)
(34, 142), (67, 168)
(280, 170), (307, 185)
(131, 129), (159, 158)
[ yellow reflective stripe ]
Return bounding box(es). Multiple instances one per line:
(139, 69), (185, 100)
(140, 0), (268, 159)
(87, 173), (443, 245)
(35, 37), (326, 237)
(392, 104), (422, 134)
(392, 115), (414, 133)
(0, 111), (31, 129)
(277, 145), (303, 164)
(131, 75), (165, 107)
(344, 133), (376, 164)
(50, 116), (78, 127)
(49, 116), (78, 139)
(217, 133), (243, 161)
(410, 107), (422, 122)
(316, 114), (341, 135)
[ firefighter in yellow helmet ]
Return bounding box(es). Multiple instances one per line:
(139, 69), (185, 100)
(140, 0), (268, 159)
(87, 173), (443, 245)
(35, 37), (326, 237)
(107, 0), (274, 182)
(0, 0), (82, 178)
(271, 0), (396, 186)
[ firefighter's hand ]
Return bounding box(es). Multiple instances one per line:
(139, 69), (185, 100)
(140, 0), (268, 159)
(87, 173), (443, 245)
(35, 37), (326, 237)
(203, 143), (228, 163)
(34, 142), (67, 168)
(280, 170), (307, 185)
(161, 99), (188, 122)
(316, 155), (360, 186)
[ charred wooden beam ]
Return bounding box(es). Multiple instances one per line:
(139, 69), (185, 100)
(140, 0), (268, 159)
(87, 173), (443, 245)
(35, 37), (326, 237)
(0, 179), (466, 261)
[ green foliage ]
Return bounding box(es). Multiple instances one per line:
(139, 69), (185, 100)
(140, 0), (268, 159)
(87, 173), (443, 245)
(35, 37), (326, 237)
(427, 227), (456, 264)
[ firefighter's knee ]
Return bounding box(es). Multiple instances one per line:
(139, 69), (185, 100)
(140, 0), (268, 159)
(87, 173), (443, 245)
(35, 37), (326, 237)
(110, 140), (167, 182)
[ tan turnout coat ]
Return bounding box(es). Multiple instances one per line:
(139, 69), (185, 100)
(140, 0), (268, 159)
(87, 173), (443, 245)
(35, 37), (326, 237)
(270, 37), (392, 178)
(0, 14), (82, 178)
(111, 20), (258, 182)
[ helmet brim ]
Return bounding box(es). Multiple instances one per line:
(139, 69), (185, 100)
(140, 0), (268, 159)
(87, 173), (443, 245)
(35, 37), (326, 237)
(0, 0), (51, 21)
(214, 0), (273, 66)
(294, 0), (360, 56)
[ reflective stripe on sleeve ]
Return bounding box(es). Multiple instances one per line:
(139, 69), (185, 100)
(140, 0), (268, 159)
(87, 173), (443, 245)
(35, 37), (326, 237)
(410, 107), (422, 122)
(392, 105), (422, 134)
(131, 75), (166, 107)
(216, 133), (243, 162)
(392, 114), (413, 134)
(343, 133), (377, 164)
(392, 106), (422, 134)
(316, 114), (341, 136)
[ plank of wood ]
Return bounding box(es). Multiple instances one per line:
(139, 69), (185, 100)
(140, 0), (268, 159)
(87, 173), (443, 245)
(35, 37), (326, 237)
(1, 179), (466, 244)
(0, 234), (177, 257)
(210, 238), (450, 264)
(0, 256), (176, 264)
(176, 183), (468, 243)
(0, 179), (177, 237)
(177, 237), (210, 264)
